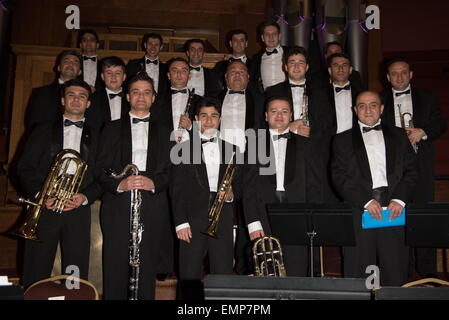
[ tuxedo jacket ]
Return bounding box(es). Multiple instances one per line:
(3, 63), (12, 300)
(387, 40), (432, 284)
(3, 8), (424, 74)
(87, 88), (130, 131)
(189, 66), (222, 97)
(326, 80), (363, 135)
(217, 87), (265, 131)
(97, 115), (171, 238)
(264, 80), (334, 149)
(381, 88), (447, 201)
(250, 46), (289, 94)
(171, 136), (243, 236)
(17, 117), (102, 206)
(26, 80), (63, 130)
(125, 57), (169, 95)
(213, 57), (253, 90)
(331, 123), (418, 210)
(81, 56), (104, 92)
(243, 130), (324, 233)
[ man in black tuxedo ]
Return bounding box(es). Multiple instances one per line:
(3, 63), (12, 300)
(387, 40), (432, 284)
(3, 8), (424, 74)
(184, 39), (222, 97)
(171, 96), (243, 299)
(27, 49), (83, 130)
(125, 33), (168, 96)
(155, 57), (201, 143)
(381, 57), (448, 278)
(326, 52), (363, 135)
(243, 96), (323, 276)
(214, 29), (253, 88)
(88, 56), (129, 131)
(310, 41), (365, 90)
(17, 79), (102, 288)
(331, 91), (417, 286)
(251, 21), (287, 94)
(96, 73), (172, 300)
(78, 29), (104, 93)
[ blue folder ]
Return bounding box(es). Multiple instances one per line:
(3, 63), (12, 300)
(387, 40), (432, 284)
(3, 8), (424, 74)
(362, 207), (406, 229)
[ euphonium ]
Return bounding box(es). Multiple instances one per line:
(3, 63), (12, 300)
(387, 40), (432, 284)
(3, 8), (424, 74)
(107, 164), (142, 300)
(253, 236), (286, 277)
(398, 104), (418, 153)
(202, 152), (236, 239)
(13, 149), (88, 241)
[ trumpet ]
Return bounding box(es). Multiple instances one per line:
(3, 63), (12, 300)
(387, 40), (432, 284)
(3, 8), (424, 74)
(12, 149), (88, 241)
(202, 152), (236, 239)
(107, 164), (143, 300)
(398, 104), (418, 153)
(253, 236), (286, 277)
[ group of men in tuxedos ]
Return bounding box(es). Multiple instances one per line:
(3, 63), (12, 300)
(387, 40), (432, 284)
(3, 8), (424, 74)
(17, 21), (447, 300)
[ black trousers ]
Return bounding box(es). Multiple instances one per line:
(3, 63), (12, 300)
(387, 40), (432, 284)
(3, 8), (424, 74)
(22, 208), (91, 288)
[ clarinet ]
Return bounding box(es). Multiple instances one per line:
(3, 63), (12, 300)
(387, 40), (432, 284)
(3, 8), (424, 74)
(177, 88), (195, 143)
(107, 164), (143, 300)
(301, 84), (309, 126)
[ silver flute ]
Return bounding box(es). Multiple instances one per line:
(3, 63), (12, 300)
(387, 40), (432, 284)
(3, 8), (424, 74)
(107, 164), (143, 300)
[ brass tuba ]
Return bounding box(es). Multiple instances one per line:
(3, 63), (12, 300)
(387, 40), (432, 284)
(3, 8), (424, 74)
(253, 236), (287, 277)
(12, 149), (88, 241)
(202, 152), (236, 238)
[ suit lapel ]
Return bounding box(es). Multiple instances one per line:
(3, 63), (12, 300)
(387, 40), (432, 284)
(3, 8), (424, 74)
(382, 91), (396, 127)
(352, 127), (373, 184)
(80, 123), (91, 161)
(120, 115), (133, 167)
(382, 123), (396, 177)
(244, 91), (255, 130)
(284, 135), (296, 185)
(411, 89), (422, 127)
(50, 118), (64, 158)
(146, 120), (157, 174)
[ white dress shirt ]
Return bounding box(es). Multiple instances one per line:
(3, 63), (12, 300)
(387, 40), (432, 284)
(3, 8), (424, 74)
(82, 56), (97, 87)
(333, 81), (354, 133)
(261, 45), (285, 90)
(187, 65), (205, 96)
(130, 112), (150, 172)
(145, 57), (160, 93)
(63, 116), (83, 174)
(171, 87), (190, 143)
(220, 89), (247, 152)
(289, 79), (306, 121)
(105, 88), (123, 121)
(175, 133), (220, 232)
(247, 128), (290, 235)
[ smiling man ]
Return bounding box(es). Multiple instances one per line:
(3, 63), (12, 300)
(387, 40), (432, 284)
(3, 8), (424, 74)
(332, 90), (418, 286)
(18, 78), (102, 288)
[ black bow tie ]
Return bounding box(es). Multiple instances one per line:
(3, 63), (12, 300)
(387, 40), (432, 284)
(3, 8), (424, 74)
(229, 90), (245, 95)
(362, 124), (382, 133)
(273, 132), (291, 141)
(229, 57), (244, 63)
(395, 89), (410, 97)
(335, 84), (351, 93)
(64, 119), (84, 128)
(171, 88), (188, 95)
(83, 56), (96, 62)
(132, 117), (150, 124)
(201, 137), (217, 144)
(108, 92), (124, 99)
(265, 49), (278, 56)
(290, 83), (305, 88)
(146, 59), (158, 65)
(190, 66), (201, 72)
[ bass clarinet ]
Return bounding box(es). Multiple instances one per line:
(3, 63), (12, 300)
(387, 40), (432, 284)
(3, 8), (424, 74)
(107, 164), (143, 300)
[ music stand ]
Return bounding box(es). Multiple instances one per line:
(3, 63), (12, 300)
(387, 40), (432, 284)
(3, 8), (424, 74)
(266, 203), (355, 277)
(405, 202), (449, 247)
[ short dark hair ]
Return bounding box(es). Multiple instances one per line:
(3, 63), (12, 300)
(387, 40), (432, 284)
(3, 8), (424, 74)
(61, 78), (92, 100)
(184, 39), (206, 52)
(101, 56), (126, 72)
(77, 29), (99, 46)
(127, 72), (155, 93)
(226, 60), (248, 73)
(142, 32), (163, 50)
(56, 49), (82, 67)
(385, 56), (411, 73)
(261, 21), (281, 34)
(324, 41), (343, 54)
(265, 95), (292, 112)
(227, 29), (248, 41)
(327, 52), (352, 67)
(195, 96), (222, 116)
(166, 57), (189, 70)
(283, 46), (309, 65)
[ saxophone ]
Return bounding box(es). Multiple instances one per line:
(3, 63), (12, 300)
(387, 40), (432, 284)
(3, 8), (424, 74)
(107, 164), (143, 300)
